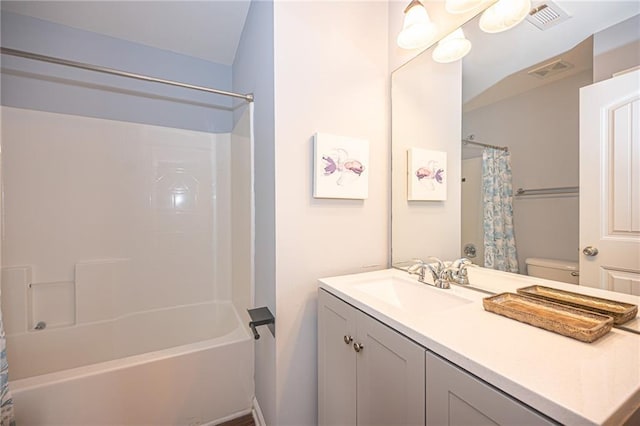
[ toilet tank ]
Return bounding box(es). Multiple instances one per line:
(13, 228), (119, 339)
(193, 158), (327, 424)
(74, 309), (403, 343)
(525, 258), (579, 284)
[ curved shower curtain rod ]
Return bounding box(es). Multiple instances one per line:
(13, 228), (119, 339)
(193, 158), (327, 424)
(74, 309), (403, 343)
(0, 46), (254, 103)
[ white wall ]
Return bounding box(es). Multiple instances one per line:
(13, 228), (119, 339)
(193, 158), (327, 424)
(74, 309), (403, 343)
(593, 14), (640, 82)
(463, 70), (592, 272)
(272, 1), (389, 424)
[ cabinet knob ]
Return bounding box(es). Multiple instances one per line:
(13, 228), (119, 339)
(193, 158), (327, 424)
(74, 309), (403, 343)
(343, 335), (353, 345)
(353, 342), (364, 353)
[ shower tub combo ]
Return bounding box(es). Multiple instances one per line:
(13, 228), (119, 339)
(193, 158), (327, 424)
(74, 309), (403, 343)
(2, 99), (255, 424)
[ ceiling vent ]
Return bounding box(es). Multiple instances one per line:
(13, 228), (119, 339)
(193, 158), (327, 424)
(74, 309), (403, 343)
(526, 2), (570, 30)
(528, 59), (574, 79)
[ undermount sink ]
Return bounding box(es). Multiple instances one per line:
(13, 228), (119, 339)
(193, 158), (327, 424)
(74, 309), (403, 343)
(353, 275), (473, 315)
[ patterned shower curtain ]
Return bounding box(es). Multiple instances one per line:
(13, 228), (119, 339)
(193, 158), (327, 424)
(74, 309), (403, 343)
(0, 309), (15, 426)
(482, 148), (519, 273)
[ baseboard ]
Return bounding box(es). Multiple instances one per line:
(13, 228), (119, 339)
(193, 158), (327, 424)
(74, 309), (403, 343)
(209, 408), (253, 426)
(252, 397), (267, 426)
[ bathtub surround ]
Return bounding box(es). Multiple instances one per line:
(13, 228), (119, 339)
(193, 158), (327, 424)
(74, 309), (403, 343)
(0, 104), (254, 423)
(231, 104), (256, 325)
(1, 108), (228, 325)
(461, 157), (485, 264)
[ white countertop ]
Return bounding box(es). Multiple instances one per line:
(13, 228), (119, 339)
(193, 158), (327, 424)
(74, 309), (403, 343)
(318, 267), (640, 426)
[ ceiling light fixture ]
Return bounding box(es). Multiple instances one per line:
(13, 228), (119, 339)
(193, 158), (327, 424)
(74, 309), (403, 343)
(479, 0), (531, 33)
(432, 28), (472, 63)
(445, 0), (487, 14)
(397, 0), (437, 50)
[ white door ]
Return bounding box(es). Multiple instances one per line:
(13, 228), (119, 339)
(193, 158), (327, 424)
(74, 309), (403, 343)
(579, 69), (640, 294)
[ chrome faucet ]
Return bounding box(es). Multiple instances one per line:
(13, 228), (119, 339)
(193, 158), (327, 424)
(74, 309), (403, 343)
(441, 258), (472, 285)
(407, 259), (428, 282)
(408, 257), (450, 289)
(408, 257), (473, 289)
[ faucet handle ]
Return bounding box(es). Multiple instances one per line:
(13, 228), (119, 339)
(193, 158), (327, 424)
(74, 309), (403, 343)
(452, 257), (472, 267)
(407, 259), (427, 281)
(451, 258), (472, 285)
(426, 256), (445, 273)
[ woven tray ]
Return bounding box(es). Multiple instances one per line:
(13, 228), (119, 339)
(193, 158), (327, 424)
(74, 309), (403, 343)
(483, 293), (614, 343)
(517, 285), (637, 325)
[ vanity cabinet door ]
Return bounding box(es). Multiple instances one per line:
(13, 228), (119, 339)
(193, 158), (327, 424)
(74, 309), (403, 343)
(356, 310), (425, 426)
(319, 289), (426, 426)
(318, 289), (357, 426)
(426, 352), (554, 426)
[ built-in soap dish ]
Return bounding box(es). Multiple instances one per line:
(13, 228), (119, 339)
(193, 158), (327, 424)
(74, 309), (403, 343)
(29, 281), (76, 330)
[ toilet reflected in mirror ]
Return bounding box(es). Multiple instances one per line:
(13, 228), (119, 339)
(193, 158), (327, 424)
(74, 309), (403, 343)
(525, 258), (579, 285)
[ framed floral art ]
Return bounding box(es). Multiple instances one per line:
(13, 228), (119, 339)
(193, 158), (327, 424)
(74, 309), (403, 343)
(313, 132), (369, 199)
(407, 148), (447, 201)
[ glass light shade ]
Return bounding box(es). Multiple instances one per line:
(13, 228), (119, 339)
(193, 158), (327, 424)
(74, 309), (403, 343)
(479, 0), (531, 33)
(432, 28), (472, 63)
(397, 1), (437, 50)
(445, 0), (486, 14)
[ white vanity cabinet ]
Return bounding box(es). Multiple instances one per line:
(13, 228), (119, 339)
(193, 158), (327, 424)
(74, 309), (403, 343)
(318, 289), (425, 426)
(426, 352), (555, 426)
(319, 269), (640, 425)
(319, 287), (554, 426)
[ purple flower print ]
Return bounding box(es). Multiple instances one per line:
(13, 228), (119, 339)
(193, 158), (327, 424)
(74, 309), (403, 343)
(415, 160), (444, 190)
(435, 169), (444, 184)
(321, 149), (365, 186)
(344, 160), (364, 176)
(322, 156), (337, 175)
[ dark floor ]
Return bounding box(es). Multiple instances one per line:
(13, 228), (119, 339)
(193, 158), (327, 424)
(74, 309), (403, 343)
(218, 413), (255, 426)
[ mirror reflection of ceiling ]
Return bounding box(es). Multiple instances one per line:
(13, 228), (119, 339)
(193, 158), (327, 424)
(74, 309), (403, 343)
(462, 1), (640, 105)
(464, 36), (593, 112)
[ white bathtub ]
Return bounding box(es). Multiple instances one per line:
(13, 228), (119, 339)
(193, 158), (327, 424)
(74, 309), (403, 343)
(8, 302), (254, 425)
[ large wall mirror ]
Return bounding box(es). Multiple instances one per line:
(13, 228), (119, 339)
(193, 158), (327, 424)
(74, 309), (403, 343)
(391, 2), (639, 278)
